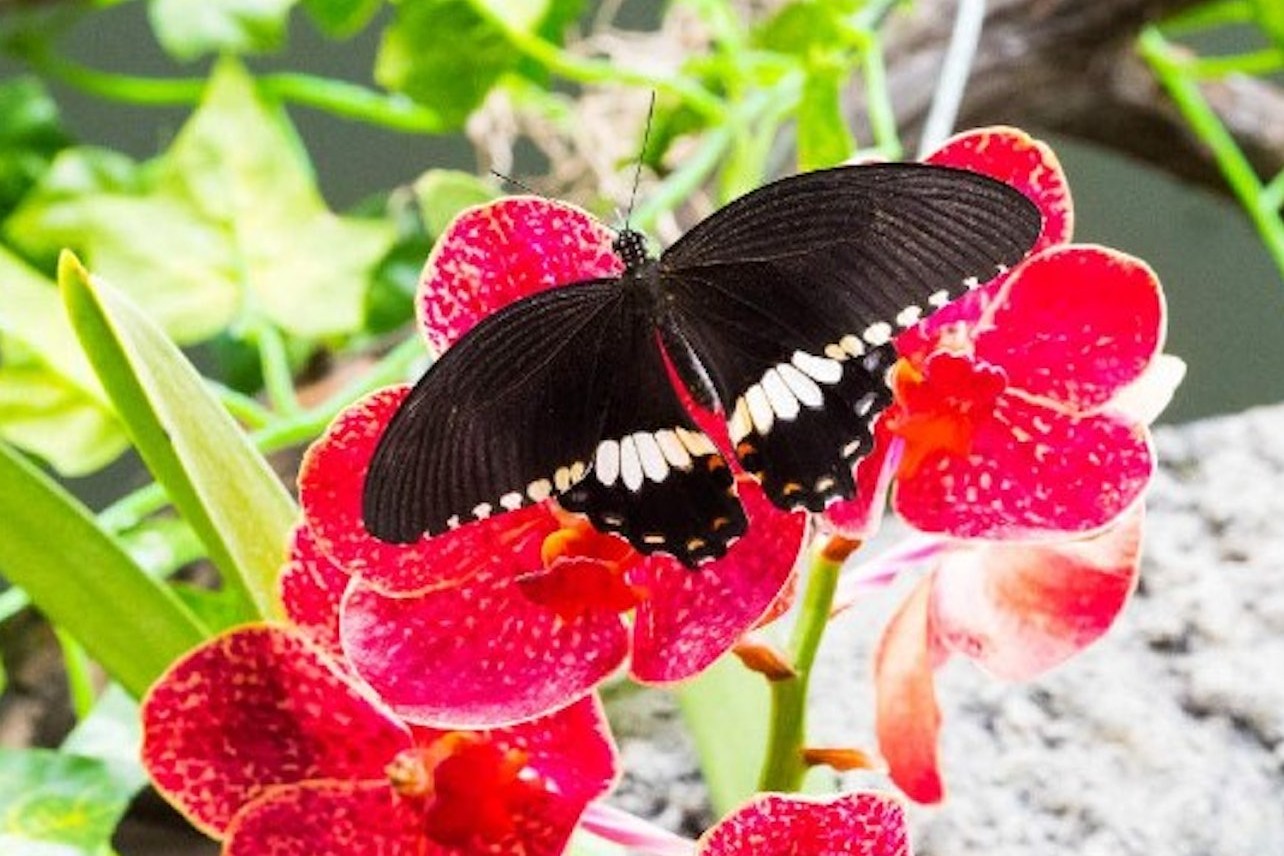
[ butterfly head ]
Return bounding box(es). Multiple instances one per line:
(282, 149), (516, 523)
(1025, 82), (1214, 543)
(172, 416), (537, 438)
(612, 228), (651, 272)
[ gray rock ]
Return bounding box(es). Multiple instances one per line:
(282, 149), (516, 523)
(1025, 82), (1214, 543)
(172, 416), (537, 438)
(609, 405), (1284, 854)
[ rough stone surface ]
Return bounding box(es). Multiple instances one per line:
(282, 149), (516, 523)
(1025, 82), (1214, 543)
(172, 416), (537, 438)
(608, 405), (1284, 854)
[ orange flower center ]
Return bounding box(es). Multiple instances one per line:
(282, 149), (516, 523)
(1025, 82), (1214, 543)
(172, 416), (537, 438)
(388, 733), (538, 847)
(885, 353), (1006, 479)
(517, 514), (647, 621)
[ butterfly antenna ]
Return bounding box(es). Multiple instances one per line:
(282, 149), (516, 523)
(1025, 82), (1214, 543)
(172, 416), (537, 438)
(623, 91), (656, 228)
(490, 169), (545, 198)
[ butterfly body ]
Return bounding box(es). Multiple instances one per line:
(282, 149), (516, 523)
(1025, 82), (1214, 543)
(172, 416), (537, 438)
(363, 163), (1042, 567)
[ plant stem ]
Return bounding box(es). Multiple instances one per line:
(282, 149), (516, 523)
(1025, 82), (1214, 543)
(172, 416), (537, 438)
(472, 6), (726, 122)
(757, 536), (858, 792)
(1140, 27), (1284, 281)
(22, 49), (451, 133)
(53, 626), (96, 721)
(248, 321), (301, 417)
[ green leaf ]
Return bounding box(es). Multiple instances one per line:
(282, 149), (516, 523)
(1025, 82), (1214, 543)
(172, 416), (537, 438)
(754, 0), (848, 55)
(59, 251), (296, 620)
(376, 0), (513, 128)
(149, 0), (302, 60)
(0, 247), (128, 476)
(677, 655), (771, 815)
(375, 0), (579, 129)
(1251, 0), (1284, 48)
(61, 686), (148, 796)
(797, 59), (855, 170)
(412, 169), (496, 236)
(303, 0), (383, 37)
(6, 60), (395, 343)
(0, 76), (70, 219)
(0, 748), (137, 855)
(0, 441), (208, 698)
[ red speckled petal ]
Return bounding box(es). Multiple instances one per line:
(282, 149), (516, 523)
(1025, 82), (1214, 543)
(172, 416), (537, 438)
(931, 506), (1142, 680)
(482, 695), (618, 804)
(823, 425), (899, 539)
(418, 196), (622, 352)
(874, 576), (945, 805)
(926, 125), (1072, 251)
(140, 627), (411, 836)
(341, 554), (630, 729)
(971, 245), (1165, 411)
(894, 394), (1153, 539)
(299, 385), (552, 595)
(225, 782), (422, 856)
(629, 483), (805, 683)
(699, 791), (910, 856)
(279, 525), (349, 662)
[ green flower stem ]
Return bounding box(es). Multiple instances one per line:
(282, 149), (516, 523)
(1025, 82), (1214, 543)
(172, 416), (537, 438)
(23, 49), (449, 133)
(1189, 48), (1284, 78)
(210, 381), (274, 429)
(53, 626), (95, 720)
(247, 321), (301, 417)
(757, 536), (858, 792)
(262, 73), (448, 133)
(471, 7), (725, 122)
(1140, 27), (1284, 281)
(854, 0), (907, 30)
(21, 45), (205, 104)
(853, 30), (902, 159)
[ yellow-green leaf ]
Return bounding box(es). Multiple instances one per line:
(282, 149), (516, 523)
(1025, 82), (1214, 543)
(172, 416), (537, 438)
(59, 251), (295, 619)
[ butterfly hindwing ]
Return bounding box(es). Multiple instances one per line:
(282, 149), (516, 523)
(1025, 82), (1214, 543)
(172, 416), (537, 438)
(363, 276), (745, 563)
(656, 163), (1041, 511)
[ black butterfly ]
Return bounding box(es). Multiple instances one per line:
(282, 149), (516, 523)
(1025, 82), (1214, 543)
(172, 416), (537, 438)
(362, 163), (1041, 567)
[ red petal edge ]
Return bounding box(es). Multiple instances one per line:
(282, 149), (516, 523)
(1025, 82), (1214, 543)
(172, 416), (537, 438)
(299, 384), (552, 595)
(875, 577), (945, 804)
(629, 482), (805, 683)
(225, 782), (421, 856)
(926, 125), (1073, 251)
(699, 791), (910, 856)
(140, 626), (410, 836)
(279, 524), (349, 662)
(930, 505), (1143, 680)
(418, 196), (622, 353)
(341, 553), (630, 729)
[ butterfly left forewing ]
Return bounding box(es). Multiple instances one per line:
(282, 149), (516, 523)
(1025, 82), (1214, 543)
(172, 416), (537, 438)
(363, 273), (746, 565)
(656, 163), (1041, 512)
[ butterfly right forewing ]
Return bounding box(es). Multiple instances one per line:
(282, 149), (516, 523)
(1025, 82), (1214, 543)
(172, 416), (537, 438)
(655, 163), (1042, 511)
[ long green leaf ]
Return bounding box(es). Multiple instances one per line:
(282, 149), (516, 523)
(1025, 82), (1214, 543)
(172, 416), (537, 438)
(0, 442), (207, 697)
(59, 251), (295, 619)
(677, 655), (771, 814)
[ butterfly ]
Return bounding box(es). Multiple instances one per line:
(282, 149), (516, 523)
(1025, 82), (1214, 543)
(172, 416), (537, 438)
(362, 163), (1041, 567)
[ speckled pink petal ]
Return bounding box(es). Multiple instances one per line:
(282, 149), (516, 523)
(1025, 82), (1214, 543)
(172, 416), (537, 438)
(971, 245), (1165, 411)
(299, 385), (552, 595)
(926, 126), (1073, 251)
(874, 576), (945, 805)
(629, 483), (805, 683)
(823, 426), (900, 539)
(699, 791), (910, 856)
(225, 782), (422, 856)
(931, 506), (1143, 681)
(341, 556), (630, 729)
(279, 524), (349, 662)
(893, 394), (1153, 539)
(140, 626), (411, 836)
(419, 196), (622, 352)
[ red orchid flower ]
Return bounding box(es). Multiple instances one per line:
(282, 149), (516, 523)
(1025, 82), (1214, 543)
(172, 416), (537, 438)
(861, 506), (1144, 803)
(140, 623), (618, 856)
(580, 791), (910, 856)
(826, 127), (1165, 541)
(299, 197), (805, 729)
